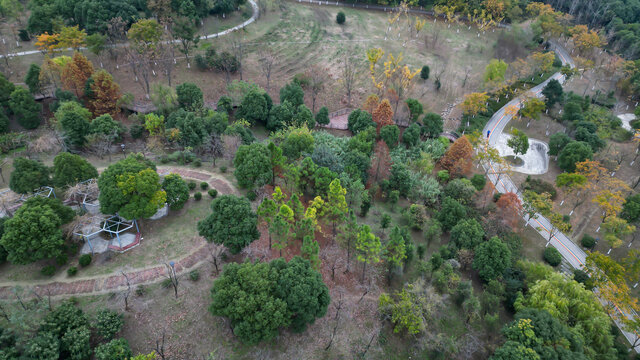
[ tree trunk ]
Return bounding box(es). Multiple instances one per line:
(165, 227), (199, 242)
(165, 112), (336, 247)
(361, 260), (367, 282)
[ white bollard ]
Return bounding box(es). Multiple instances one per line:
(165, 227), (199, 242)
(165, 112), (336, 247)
(607, 248), (612, 255)
(569, 210), (574, 216)
(560, 200), (564, 206)
(596, 226), (600, 232)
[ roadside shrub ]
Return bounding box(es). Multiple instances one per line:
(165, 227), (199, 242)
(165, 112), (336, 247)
(188, 181), (196, 190)
(493, 193), (503, 202)
(522, 176), (557, 199)
(67, 267), (78, 276)
(194, 192), (202, 200)
(208, 189), (218, 198)
(543, 247), (562, 266)
(79, 254), (92, 267)
(581, 234), (596, 249)
(200, 182), (209, 190)
(573, 269), (591, 288)
(336, 11), (346, 24)
(246, 190), (257, 201)
(41, 265), (56, 276)
(129, 124), (144, 139)
(189, 270), (200, 281)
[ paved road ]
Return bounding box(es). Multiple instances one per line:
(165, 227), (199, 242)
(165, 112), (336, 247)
(0, 0), (259, 59)
(481, 41), (640, 351)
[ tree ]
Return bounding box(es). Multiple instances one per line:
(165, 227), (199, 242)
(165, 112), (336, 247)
(55, 101), (91, 148)
(176, 82), (203, 111)
(389, 163), (412, 197)
(315, 106), (329, 126)
(25, 64), (41, 94)
(384, 226), (407, 281)
(61, 52), (94, 98)
(127, 18), (162, 96)
(372, 99), (394, 134)
(542, 79), (563, 108)
(280, 82), (304, 108)
(173, 18), (199, 67)
(444, 178), (476, 205)
(440, 135), (473, 177)
(380, 125), (399, 149)
(402, 123), (421, 147)
(234, 143), (273, 189)
(405, 98), (423, 122)
(271, 256), (330, 332)
(438, 196), (467, 231)
(198, 195), (259, 254)
(95, 310), (124, 340)
(451, 219), (484, 250)
(162, 174), (189, 211)
(548, 133), (571, 156)
(519, 97), (545, 120)
(420, 65), (430, 80)
(421, 112), (443, 138)
(209, 257), (329, 344)
(9, 88), (41, 129)
(89, 70), (121, 117)
(461, 92), (489, 116)
(98, 154), (163, 217)
(57, 25), (87, 51)
(326, 179), (348, 236)
(9, 157), (50, 194)
(356, 225), (382, 282)
(281, 126), (315, 160)
(0, 197), (73, 264)
(601, 216), (635, 249)
(558, 141), (593, 172)
(622, 194), (640, 224)
(473, 236), (511, 282)
(258, 198), (278, 248)
(336, 11), (345, 24)
(347, 109), (375, 134)
(523, 191), (570, 246)
(495, 192), (523, 228)
(484, 59), (508, 86)
(94, 339), (132, 360)
(270, 205), (293, 257)
(507, 128), (529, 158)
(52, 152), (98, 188)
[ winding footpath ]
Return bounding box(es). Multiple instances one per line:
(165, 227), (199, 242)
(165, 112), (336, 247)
(0, 0), (259, 59)
(482, 41), (640, 352)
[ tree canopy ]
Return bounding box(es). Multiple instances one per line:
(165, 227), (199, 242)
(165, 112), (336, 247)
(52, 152), (99, 187)
(198, 195), (260, 254)
(9, 157), (50, 194)
(162, 173), (190, 211)
(234, 143), (272, 189)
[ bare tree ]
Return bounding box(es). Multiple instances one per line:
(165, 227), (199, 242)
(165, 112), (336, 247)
(127, 49), (154, 98)
(307, 65), (326, 113)
(164, 262), (180, 299)
(324, 289), (344, 351)
(222, 135), (241, 164)
(229, 34), (245, 81)
(86, 133), (115, 161)
(258, 49), (277, 92)
(199, 134), (224, 166)
(342, 51), (358, 106)
(159, 28), (176, 87)
(120, 271), (133, 311)
(208, 243), (226, 275)
(155, 329), (167, 360)
(106, 17), (128, 70)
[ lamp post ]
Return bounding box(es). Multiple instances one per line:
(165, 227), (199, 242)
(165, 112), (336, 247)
(121, 143), (126, 158)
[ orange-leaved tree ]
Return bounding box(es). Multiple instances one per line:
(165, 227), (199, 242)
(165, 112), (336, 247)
(362, 94), (380, 114)
(61, 52), (94, 98)
(440, 135), (473, 177)
(372, 99), (394, 135)
(460, 92), (489, 116)
(89, 70), (122, 117)
(35, 33), (59, 55)
(495, 192), (523, 228)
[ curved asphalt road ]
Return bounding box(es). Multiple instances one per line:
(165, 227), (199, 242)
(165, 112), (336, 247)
(482, 41), (640, 351)
(0, 0), (259, 59)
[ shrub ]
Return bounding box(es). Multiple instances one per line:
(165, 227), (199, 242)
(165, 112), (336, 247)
(220, 166), (227, 173)
(573, 269), (590, 287)
(437, 170), (450, 183)
(95, 310), (124, 340)
(188, 181), (196, 190)
(161, 278), (173, 288)
(246, 190), (257, 201)
(189, 270), (200, 281)
(543, 247), (562, 266)
(193, 159), (202, 167)
(194, 192), (202, 200)
(522, 176), (557, 200)
(336, 11), (346, 24)
(67, 267), (78, 276)
(56, 253), (68, 266)
(581, 234), (596, 249)
(404, 204), (428, 230)
(159, 155), (170, 164)
(129, 124), (144, 139)
(135, 285), (146, 297)
(417, 245), (426, 259)
(493, 193), (502, 202)
(208, 189), (218, 198)
(79, 254), (92, 267)
(200, 182), (209, 190)
(41, 265), (56, 276)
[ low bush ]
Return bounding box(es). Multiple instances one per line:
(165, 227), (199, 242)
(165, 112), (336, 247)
(220, 166), (227, 173)
(581, 234), (596, 249)
(56, 254), (68, 266)
(79, 254), (92, 267)
(522, 176), (557, 200)
(200, 182), (209, 190)
(193, 159), (202, 167)
(161, 278), (173, 288)
(194, 192), (202, 200)
(246, 190), (257, 201)
(188, 181), (196, 190)
(135, 285), (146, 297)
(41, 265), (56, 276)
(189, 270), (200, 281)
(208, 189), (218, 198)
(67, 267), (78, 276)
(336, 11), (346, 24)
(129, 124), (144, 139)
(543, 247), (562, 266)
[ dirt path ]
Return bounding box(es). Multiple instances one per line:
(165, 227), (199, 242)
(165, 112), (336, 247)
(0, 166), (237, 299)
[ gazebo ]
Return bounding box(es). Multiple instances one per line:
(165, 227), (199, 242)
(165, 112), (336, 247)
(103, 215), (141, 252)
(71, 215), (109, 254)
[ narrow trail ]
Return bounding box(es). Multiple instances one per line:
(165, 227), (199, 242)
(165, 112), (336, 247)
(0, 167), (236, 299)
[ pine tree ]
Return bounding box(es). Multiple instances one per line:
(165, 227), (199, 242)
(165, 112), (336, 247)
(61, 52), (94, 98)
(372, 99), (394, 134)
(356, 225), (382, 282)
(271, 205), (294, 257)
(301, 235), (320, 269)
(326, 179), (348, 237)
(89, 70), (121, 117)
